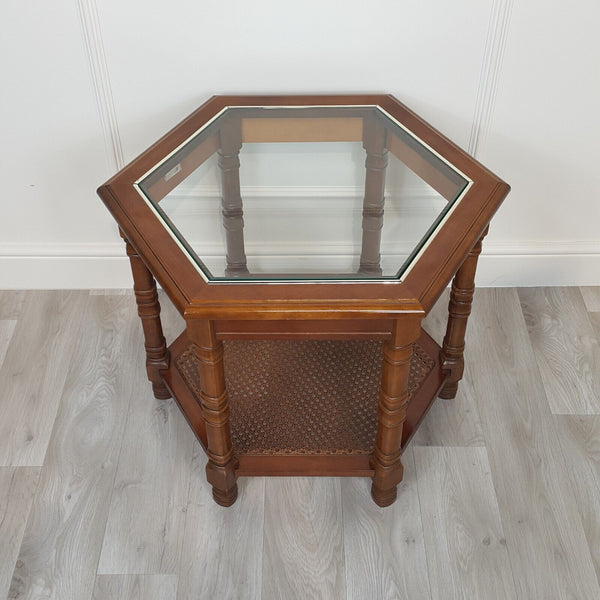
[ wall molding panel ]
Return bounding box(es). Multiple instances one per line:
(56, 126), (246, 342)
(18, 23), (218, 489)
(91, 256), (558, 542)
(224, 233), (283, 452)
(76, 0), (124, 172)
(468, 0), (514, 158)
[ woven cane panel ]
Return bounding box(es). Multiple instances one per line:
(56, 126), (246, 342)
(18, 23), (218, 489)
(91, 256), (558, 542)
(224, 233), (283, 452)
(176, 339), (434, 456)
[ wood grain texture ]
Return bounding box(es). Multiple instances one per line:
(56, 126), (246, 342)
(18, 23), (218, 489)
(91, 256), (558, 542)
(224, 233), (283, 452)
(0, 290), (26, 319)
(415, 446), (515, 600)
(0, 468), (40, 599)
(413, 359), (485, 447)
(554, 415), (600, 584)
(580, 286), (600, 312)
(519, 287), (600, 414)
(0, 319), (17, 368)
(176, 448), (264, 600)
(92, 575), (178, 600)
(97, 394), (195, 574)
(8, 295), (137, 600)
(591, 312), (600, 343)
(0, 291), (88, 467)
(341, 446), (431, 600)
(262, 477), (345, 600)
(468, 288), (600, 599)
(415, 291), (485, 446)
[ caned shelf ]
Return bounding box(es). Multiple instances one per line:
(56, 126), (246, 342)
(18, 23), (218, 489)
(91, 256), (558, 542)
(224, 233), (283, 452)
(162, 328), (446, 477)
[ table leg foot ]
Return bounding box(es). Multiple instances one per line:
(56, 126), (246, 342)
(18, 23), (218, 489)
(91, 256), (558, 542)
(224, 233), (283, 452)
(152, 381), (172, 400)
(206, 459), (238, 506)
(371, 482), (399, 507)
(438, 381), (459, 399)
(212, 483), (239, 507)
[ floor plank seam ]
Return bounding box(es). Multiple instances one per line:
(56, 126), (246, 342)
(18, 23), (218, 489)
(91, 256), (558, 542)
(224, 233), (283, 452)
(412, 449), (435, 600)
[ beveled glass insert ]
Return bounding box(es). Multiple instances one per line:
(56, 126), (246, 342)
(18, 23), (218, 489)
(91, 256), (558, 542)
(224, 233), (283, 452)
(136, 106), (470, 282)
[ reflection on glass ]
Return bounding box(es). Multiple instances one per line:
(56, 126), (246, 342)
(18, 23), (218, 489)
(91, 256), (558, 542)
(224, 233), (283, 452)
(137, 106), (469, 282)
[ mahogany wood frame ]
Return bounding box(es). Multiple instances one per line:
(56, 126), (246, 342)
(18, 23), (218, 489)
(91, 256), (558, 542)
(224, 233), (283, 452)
(439, 227), (488, 399)
(188, 319), (239, 506)
(122, 233), (170, 400)
(99, 95), (510, 508)
(371, 317), (422, 506)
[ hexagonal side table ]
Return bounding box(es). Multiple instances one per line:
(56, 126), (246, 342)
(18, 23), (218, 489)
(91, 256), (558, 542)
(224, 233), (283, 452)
(98, 95), (509, 507)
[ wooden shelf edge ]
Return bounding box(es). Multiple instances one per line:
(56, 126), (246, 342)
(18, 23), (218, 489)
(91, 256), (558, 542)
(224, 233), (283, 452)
(237, 454), (373, 477)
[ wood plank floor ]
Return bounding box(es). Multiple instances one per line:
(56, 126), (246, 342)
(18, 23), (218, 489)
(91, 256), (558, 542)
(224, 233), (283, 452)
(1, 287), (599, 600)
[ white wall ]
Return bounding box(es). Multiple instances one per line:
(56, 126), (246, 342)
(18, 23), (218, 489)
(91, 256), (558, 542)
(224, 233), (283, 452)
(1, 0), (598, 288)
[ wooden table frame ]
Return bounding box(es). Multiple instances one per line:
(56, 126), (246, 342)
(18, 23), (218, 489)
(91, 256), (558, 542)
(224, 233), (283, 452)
(98, 94), (509, 507)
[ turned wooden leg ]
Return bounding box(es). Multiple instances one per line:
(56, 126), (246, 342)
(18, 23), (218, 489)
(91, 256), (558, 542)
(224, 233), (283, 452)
(218, 115), (248, 277)
(439, 231), (487, 399)
(371, 318), (422, 506)
(189, 320), (238, 506)
(124, 238), (170, 400)
(359, 114), (388, 275)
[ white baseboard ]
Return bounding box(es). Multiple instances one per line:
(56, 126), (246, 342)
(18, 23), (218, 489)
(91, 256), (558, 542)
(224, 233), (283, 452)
(0, 241), (599, 289)
(0, 256), (133, 289)
(0, 243), (132, 290)
(476, 248), (600, 287)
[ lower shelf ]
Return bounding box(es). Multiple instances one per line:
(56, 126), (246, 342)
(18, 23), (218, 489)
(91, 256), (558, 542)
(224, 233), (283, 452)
(162, 329), (447, 477)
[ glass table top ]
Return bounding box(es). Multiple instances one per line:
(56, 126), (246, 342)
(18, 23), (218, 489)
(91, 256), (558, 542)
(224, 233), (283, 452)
(135, 105), (471, 282)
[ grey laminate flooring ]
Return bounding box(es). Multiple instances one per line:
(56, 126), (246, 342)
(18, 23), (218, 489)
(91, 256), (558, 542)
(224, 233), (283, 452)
(1, 287), (599, 600)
